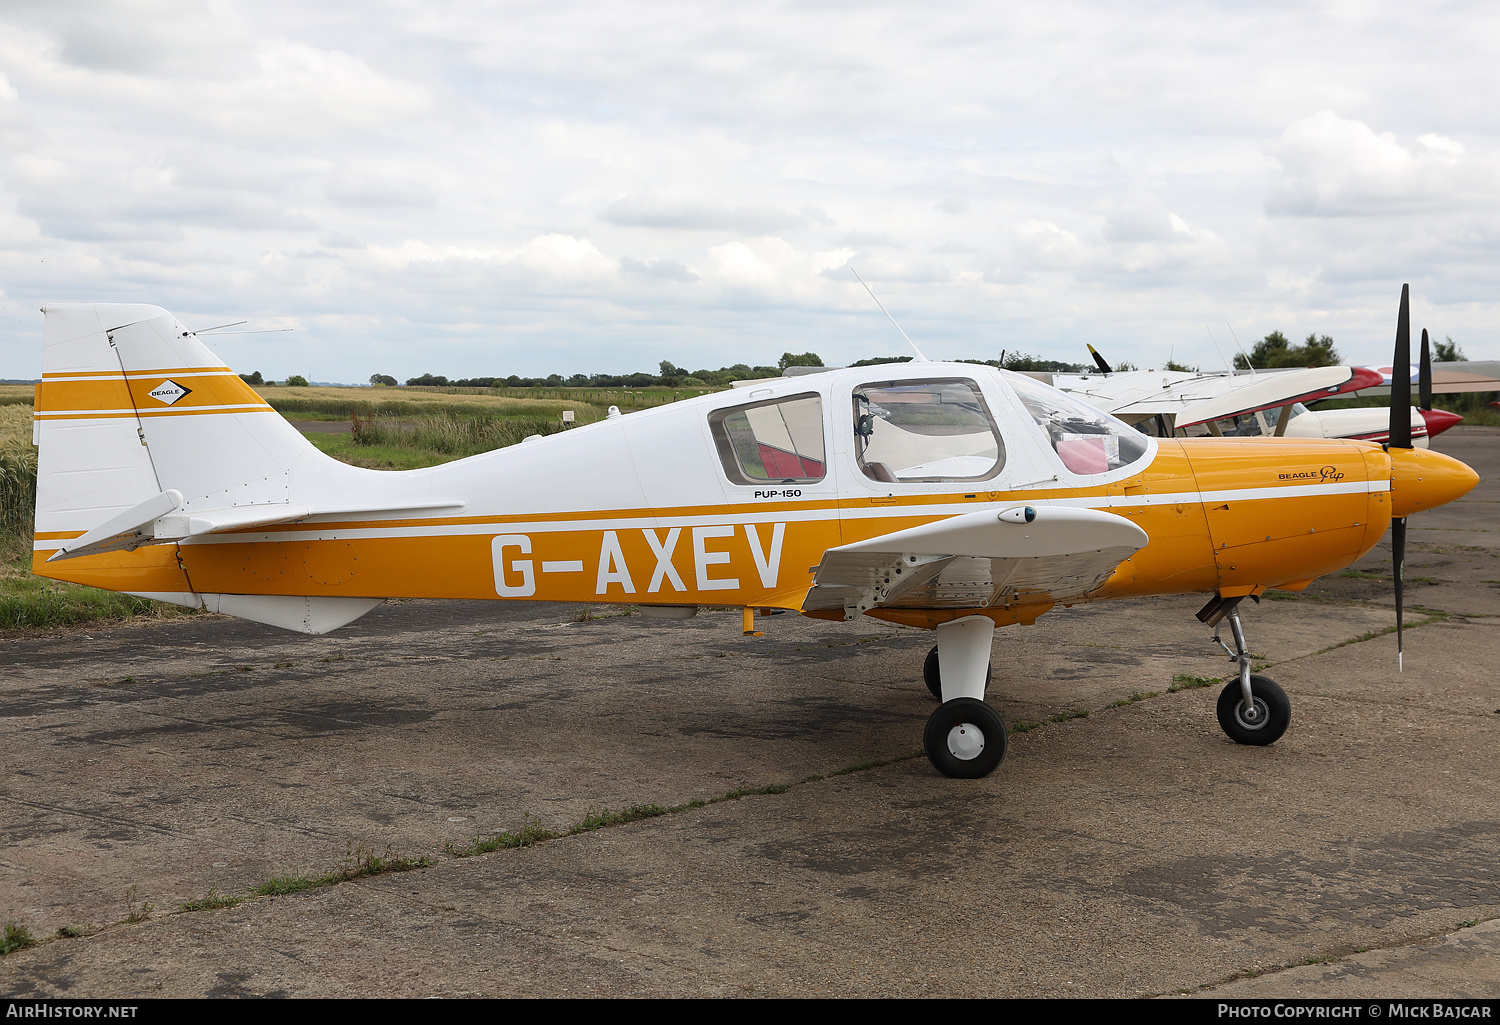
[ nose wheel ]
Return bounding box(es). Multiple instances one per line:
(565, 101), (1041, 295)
(1216, 675), (1290, 745)
(1197, 595), (1293, 747)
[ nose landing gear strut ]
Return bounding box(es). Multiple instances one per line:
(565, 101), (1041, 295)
(1197, 595), (1291, 746)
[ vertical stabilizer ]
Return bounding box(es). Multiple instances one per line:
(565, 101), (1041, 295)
(32, 303), (383, 633)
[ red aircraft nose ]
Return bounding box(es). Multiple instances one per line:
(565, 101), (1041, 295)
(1419, 408), (1463, 439)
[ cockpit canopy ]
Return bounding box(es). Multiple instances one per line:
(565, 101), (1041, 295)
(705, 364), (1153, 488)
(1004, 371), (1150, 475)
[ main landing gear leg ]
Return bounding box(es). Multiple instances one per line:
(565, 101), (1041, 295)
(1198, 596), (1291, 746)
(923, 616), (1007, 779)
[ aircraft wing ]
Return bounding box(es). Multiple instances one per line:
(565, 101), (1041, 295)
(1050, 366), (1382, 424)
(1046, 370), (1210, 413)
(802, 505), (1148, 619)
(1352, 360), (1500, 397)
(1171, 365), (1383, 428)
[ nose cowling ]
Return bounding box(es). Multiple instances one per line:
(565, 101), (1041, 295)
(1389, 446), (1479, 518)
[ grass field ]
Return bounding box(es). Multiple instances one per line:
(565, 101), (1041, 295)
(0, 402), (194, 629)
(0, 383), (34, 406)
(305, 414), (568, 469)
(253, 384), (608, 422)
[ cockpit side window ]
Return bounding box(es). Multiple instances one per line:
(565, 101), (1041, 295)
(1004, 371), (1151, 475)
(851, 378), (1005, 483)
(709, 393), (826, 485)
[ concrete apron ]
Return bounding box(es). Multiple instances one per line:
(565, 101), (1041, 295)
(2, 428), (1496, 997)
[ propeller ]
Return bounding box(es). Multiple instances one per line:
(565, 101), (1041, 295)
(1385, 284), (1427, 672)
(1087, 344), (1113, 375)
(1419, 328), (1433, 412)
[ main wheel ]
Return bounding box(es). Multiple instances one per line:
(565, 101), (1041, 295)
(1216, 675), (1291, 746)
(924, 698), (1007, 778)
(922, 644), (992, 701)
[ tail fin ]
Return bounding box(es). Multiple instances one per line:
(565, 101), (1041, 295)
(35, 303), (315, 530)
(33, 303), (382, 633)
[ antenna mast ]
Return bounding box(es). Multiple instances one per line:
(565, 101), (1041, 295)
(1205, 326), (1234, 375)
(1226, 324), (1257, 378)
(850, 267), (929, 362)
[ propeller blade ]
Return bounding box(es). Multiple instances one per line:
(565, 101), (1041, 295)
(1087, 344), (1113, 375)
(1419, 328), (1433, 412)
(1389, 284), (1412, 449)
(1392, 515), (1406, 672)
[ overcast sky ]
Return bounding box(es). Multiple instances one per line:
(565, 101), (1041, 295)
(1, 0), (1497, 382)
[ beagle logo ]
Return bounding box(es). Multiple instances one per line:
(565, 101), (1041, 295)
(1278, 465), (1346, 482)
(147, 380), (191, 405)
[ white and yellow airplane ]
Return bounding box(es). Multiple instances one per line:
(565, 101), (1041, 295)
(30, 289), (1479, 778)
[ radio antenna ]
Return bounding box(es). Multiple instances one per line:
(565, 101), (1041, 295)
(850, 267), (929, 362)
(1205, 326), (1234, 375)
(1226, 324), (1257, 378)
(190, 320), (295, 336)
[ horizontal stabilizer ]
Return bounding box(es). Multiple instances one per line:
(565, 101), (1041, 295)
(47, 490), (183, 563)
(49, 497), (467, 561)
(156, 499), (465, 539)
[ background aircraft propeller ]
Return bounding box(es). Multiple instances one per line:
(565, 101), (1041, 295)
(1419, 327), (1433, 413)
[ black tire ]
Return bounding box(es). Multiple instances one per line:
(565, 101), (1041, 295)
(1216, 675), (1291, 746)
(922, 644), (992, 701)
(924, 698), (1007, 779)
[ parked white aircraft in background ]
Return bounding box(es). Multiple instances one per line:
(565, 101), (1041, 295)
(1042, 346), (1497, 446)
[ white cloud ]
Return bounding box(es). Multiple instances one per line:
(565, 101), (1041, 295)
(602, 192), (807, 233)
(1267, 112), (1495, 217)
(2, 1), (1500, 379)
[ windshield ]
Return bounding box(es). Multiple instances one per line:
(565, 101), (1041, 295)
(1004, 372), (1151, 475)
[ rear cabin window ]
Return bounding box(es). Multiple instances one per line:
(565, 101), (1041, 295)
(852, 379), (1005, 483)
(710, 393), (827, 484)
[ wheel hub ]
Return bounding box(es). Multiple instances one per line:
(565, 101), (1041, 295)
(1234, 697), (1269, 731)
(946, 723), (985, 761)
